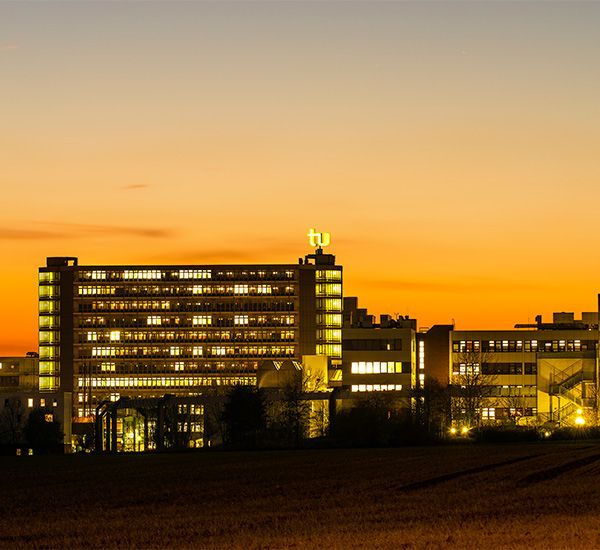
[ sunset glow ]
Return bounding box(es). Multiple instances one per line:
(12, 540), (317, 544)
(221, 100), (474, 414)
(2, 1), (600, 355)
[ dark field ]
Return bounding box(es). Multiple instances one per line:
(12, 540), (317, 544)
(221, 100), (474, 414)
(2, 442), (600, 549)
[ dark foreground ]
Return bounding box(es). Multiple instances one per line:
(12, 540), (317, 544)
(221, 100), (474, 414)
(2, 442), (600, 549)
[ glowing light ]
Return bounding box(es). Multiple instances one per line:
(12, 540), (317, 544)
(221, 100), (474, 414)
(576, 408), (583, 415)
(544, 431), (551, 438)
(308, 228), (330, 248)
(450, 427), (457, 435)
(575, 416), (585, 426)
(461, 426), (469, 435)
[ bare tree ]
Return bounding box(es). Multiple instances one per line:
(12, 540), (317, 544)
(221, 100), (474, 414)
(0, 398), (25, 446)
(451, 351), (496, 427)
(268, 368), (328, 445)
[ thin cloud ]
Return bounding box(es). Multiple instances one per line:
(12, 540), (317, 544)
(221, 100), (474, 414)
(0, 228), (67, 240)
(0, 222), (173, 240)
(122, 184), (149, 190)
(0, 43), (18, 52)
(66, 223), (172, 239)
(353, 277), (549, 293)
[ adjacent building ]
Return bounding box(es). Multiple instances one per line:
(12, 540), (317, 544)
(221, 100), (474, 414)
(341, 298), (416, 395)
(451, 312), (600, 426)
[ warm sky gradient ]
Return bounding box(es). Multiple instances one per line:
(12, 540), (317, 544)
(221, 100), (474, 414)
(2, 1), (600, 355)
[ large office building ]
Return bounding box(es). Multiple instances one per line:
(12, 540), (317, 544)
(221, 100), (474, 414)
(38, 245), (342, 422)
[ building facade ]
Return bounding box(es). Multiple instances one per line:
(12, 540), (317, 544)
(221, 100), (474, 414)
(38, 250), (342, 422)
(451, 312), (600, 426)
(341, 298), (416, 395)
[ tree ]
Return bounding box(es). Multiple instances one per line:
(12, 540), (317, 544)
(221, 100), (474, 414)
(451, 351), (496, 428)
(268, 368), (329, 446)
(23, 408), (63, 454)
(222, 385), (266, 448)
(0, 398), (25, 447)
(413, 377), (451, 438)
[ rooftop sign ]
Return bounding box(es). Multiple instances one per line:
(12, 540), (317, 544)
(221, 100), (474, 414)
(308, 228), (330, 248)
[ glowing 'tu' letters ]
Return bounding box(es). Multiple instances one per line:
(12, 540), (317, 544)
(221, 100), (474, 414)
(308, 228), (330, 248)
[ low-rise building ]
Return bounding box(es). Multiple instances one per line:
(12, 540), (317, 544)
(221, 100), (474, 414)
(341, 298), (416, 395)
(451, 312), (599, 427)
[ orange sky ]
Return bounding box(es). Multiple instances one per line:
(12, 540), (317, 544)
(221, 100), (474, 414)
(2, 2), (600, 355)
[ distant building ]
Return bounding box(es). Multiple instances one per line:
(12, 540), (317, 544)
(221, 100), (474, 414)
(0, 354), (69, 450)
(450, 311), (600, 426)
(0, 355), (38, 392)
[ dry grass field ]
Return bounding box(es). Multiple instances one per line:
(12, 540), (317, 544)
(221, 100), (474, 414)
(1, 441), (600, 549)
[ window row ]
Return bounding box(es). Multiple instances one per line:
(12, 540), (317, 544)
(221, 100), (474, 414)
(482, 363), (537, 375)
(77, 375), (254, 390)
(480, 407), (537, 418)
(76, 359), (262, 374)
(315, 284), (342, 297)
(350, 361), (410, 374)
(77, 284), (296, 296)
(343, 338), (404, 351)
(77, 269), (296, 282)
(351, 384), (404, 392)
(80, 301), (296, 313)
(83, 345), (296, 359)
(80, 329), (296, 343)
(315, 270), (342, 282)
(453, 339), (597, 353)
(78, 314), (295, 328)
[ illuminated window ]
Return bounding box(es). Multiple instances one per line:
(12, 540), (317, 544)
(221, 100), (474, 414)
(316, 283), (342, 297)
(234, 315), (249, 325)
(179, 269), (211, 279)
(234, 284), (249, 295)
(192, 346), (203, 356)
(147, 316), (161, 326)
(110, 331), (120, 341)
(174, 362), (185, 372)
(316, 298), (343, 312)
(316, 313), (342, 327)
(316, 343), (342, 357)
(39, 272), (59, 284)
(316, 270), (342, 282)
(124, 270), (162, 280)
(256, 285), (272, 294)
(87, 332), (98, 342)
(170, 346), (181, 356)
(193, 315), (212, 326)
